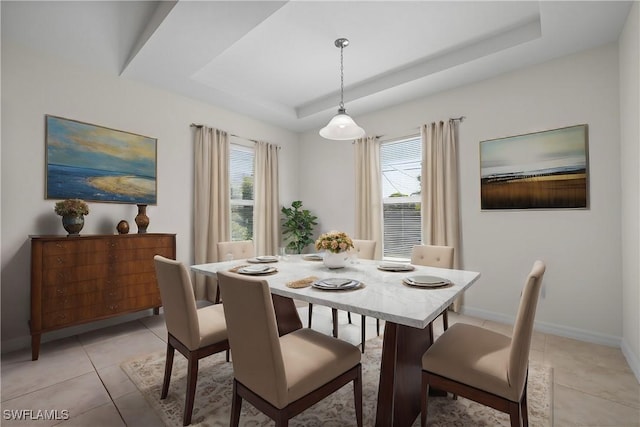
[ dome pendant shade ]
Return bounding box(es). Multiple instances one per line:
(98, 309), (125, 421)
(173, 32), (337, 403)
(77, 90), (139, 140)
(319, 109), (365, 140)
(319, 37), (365, 141)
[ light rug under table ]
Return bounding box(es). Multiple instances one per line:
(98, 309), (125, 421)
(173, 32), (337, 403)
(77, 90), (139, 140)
(121, 336), (552, 426)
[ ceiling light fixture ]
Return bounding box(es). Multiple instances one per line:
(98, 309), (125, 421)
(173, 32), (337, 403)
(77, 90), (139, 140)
(319, 38), (365, 141)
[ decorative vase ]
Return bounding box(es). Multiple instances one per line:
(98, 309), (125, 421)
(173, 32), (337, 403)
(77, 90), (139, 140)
(135, 204), (149, 233)
(116, 220), (130, 235)
(62, 215), (84, 236)
(323, 251), (349, 269)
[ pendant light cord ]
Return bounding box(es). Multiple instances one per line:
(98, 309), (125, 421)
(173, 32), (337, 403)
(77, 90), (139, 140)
(339, 43), (345, 111)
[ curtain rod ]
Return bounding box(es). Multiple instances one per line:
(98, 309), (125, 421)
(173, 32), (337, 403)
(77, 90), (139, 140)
(190, 123), (259, 144)
(370, 116), (465, 144)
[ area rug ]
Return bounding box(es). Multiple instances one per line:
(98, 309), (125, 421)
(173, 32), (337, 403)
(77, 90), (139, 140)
(121, 336), (552, 426)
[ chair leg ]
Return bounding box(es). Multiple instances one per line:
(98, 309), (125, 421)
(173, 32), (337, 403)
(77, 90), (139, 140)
(183, 354), (199, 426)
(428, 322), (434, 344)
(230, 380), (242, 427)
(308, 303), (313, 328)
(443, 309), (449, 330)
(332, 308), (338, 338)
(421, 371), (430, 427)
(361, 315), (366, 353)
(508, 400), (523, 427)
(226, 349), (230, 362)
(161, 342), (175, 399)
(348, 311), (352, 324)
(376, 318), (380, 336)
(354, 365), (363, 427)
(521, 383), (529, 426)
(215, 286), (221, 304)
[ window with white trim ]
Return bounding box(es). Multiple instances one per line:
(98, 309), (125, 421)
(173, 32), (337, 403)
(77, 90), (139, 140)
(230, 144), (254, 241)
(381, 136), (422, 259)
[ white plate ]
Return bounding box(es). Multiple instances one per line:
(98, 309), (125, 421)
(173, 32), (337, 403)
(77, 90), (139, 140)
(377, 262), (415, 272)
(237, 265), (277, 275)
(403, 275), (450, 288)
(312, 278), (361, 290)
(247, 256), (278, 263)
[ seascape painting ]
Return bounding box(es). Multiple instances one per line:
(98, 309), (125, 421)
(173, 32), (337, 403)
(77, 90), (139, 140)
(480, 125), (588, 210)
(46, 115), (157, 204)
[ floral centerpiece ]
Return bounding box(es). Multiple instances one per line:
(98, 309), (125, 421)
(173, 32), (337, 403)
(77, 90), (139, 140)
(315, 231), (354, 253)
(54, 199), (89, 235)
(315, 231), (354, 269)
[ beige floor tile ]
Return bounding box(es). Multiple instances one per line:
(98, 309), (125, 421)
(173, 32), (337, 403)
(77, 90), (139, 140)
(53, 402), (125, 427)
(546, 335), (632, 373)
(1, 372), (111, 427)
(96, 364), (138, 400)
(554, 383), (640, 426)
(1, 337), (94, 401)
(114, 390), (165, 427)
(138, 313), (168, 342)
(82, 329), (166, 369)
(76, 320), (147, 347)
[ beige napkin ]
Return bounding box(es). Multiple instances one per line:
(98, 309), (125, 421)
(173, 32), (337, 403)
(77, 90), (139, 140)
(286, 276), (319, 288)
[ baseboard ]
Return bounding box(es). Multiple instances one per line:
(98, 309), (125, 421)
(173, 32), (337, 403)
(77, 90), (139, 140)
(621, 338), (640, 383)
(462, 306), (622, 347)
(1, 310), (155, 355)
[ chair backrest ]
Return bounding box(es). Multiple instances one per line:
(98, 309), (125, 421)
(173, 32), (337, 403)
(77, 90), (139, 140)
(352, 239), (376, 260)
(153, 256), (200, 350)
(410, 245), (454, 268)
(216, 271), (288, 408)
(508, 260), (546, 397)
(216, 240), (255, 261)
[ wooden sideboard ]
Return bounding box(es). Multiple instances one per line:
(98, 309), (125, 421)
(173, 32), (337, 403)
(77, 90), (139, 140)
(30, 233), (176, 360)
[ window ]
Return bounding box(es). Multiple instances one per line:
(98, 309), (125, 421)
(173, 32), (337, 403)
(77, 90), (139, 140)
(381, 136), (422, 259)
(229, 144), (254, 241)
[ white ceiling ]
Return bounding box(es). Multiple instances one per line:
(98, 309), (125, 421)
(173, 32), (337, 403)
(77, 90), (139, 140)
(2, 1), (633, 133)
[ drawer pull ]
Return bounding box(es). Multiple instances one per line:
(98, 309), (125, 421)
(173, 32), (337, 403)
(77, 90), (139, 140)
(108, 304), (119, 311)
(56, 257), (65, 264)
(57, 313), (67, 320)
(56, 288), (65, 296)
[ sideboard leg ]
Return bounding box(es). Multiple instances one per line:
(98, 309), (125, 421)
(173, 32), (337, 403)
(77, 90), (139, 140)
(153, 307), (160, 315)
(31, 334), (41, 361)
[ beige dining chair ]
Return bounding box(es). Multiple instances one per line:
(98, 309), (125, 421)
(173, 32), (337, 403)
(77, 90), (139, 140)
(411, 244), (455, 342)
(307, 239), (377, 352)
(213, 240), (255, 303)
(154, 256), (230, 426)
(216, 271), (363, 427)
(420, 261), (546, 427)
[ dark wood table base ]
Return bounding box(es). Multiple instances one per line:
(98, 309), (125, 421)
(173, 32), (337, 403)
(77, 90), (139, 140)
(375, 321), (433, 427)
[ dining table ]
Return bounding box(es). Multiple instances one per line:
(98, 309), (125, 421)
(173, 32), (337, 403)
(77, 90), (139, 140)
(191, 254), (480, 427)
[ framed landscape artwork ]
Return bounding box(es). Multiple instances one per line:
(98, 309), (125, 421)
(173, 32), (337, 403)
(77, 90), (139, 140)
(46, 115), (157, 204)
(480, 124), (588, 210)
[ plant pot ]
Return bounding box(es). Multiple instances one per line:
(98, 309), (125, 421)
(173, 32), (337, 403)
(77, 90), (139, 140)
(62, 215), (84, 236)
(323, 251), (349, 269)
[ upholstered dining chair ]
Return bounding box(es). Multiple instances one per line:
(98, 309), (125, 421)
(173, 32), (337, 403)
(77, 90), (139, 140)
(216, 271), (363, 427)
(411, 244), (455, 342)
(213, 240), (255, 303)
(307, 239), (377, 353)
(420, 261), (546, 427)
(153, 256), (230, 426)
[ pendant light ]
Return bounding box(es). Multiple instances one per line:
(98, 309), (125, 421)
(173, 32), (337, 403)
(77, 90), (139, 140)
(319, 38), (365, 140)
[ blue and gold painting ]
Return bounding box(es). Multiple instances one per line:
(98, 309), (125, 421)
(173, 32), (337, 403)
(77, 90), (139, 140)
(46, 115), (157, 204)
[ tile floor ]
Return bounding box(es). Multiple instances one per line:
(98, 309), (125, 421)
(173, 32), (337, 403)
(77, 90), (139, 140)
(1, 305), (639, 426)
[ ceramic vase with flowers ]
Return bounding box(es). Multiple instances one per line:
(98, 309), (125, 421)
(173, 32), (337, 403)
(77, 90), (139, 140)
(54, 199), (89, 236)
(315, 231), (354, 269)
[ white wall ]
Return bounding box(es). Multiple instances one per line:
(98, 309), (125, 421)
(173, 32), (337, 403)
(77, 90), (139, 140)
(0, 42), (300, 351)
(619, 1), (640, 379)
(300, 43), (623, 345)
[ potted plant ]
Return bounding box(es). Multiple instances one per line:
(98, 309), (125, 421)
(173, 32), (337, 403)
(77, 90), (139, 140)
(281, 200), (318, 254)
(54, 198), (89, 235)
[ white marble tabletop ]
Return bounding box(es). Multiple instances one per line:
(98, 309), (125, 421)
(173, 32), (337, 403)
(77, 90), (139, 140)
(191, 255), (481, 330)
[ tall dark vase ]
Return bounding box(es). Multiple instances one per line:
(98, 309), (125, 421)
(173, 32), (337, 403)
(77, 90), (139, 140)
(62, 215), (84, 236)
(135, 204), (149, 233)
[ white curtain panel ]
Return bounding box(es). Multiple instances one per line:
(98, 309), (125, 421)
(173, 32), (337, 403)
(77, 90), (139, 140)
(194, 126), (230, 301)
(421, 120), (462, 310)
(254, 141), (280, 256)
(354, 136), (383, 260)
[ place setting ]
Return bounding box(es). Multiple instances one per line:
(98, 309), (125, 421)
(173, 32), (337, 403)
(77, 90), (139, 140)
(246, 255), (279, 264)
(377, 261), (415, 272)
(402, 275), (451, 289)
(311, 277), (363, 291)
(229, 264), (278, 276)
